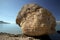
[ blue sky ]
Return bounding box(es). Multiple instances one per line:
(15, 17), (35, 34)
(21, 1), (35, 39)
(0, 0), (60, 23)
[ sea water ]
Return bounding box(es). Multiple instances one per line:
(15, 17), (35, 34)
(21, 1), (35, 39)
(0, 24), (22, 34)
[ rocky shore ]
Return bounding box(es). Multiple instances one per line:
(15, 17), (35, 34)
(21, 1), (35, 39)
(0, 32), (50, 40)
(0, 32), (60, 40)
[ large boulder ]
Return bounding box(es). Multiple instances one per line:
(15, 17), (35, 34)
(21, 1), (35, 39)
(16, 4), (56, 36)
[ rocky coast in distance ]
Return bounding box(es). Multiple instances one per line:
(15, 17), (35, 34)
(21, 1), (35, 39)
(0, 21), (10, 24)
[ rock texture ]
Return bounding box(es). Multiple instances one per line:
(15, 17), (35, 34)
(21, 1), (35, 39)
(16, 4), (56, 36)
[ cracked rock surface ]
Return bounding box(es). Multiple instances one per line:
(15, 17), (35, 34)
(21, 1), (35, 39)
(16, 4), (56, 36)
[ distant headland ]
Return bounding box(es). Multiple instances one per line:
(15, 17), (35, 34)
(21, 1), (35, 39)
(0, 21), (10, 24)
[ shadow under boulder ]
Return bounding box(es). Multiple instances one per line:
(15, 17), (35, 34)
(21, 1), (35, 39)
(57, 30), (60, 34)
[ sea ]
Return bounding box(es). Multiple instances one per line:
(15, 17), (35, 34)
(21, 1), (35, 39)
(0, 24), (22, 34)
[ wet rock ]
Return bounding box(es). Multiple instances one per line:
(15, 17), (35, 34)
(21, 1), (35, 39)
(16, 4), (56, 36)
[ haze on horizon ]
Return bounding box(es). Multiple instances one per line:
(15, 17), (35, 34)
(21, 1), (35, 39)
(0, 0), (60, 23)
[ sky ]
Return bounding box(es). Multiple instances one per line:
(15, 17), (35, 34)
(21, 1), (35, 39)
(0, 0), (60, 23)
